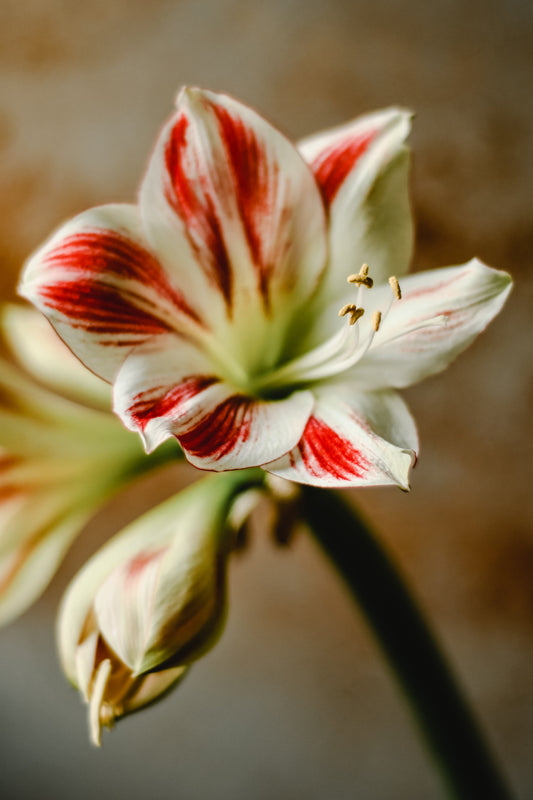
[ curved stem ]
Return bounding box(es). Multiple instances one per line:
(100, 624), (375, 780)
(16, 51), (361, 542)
(300, 486), (515, 800)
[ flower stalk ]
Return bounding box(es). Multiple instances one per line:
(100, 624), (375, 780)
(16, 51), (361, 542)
(300, 486), (515, 800)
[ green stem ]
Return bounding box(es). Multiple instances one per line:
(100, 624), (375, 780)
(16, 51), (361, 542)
(300, 486), (514, 800)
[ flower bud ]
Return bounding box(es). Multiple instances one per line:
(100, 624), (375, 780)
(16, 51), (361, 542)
(57, 472), (259, 744)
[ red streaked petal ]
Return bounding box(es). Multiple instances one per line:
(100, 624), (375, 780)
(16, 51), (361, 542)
(308, 128), (379, 207)
(293, 415), (371, 482)
(265, 388), (416, 488)
(127, 376), (220, 435)
(300, 107), (410, 209)
(113, 334), (221, 452)
(354, 260), (513, 390)
(115, 332), (314, 467)
(177, 387), (315, 471)
(299, 108), (413, 304)
(208, 97), (326, 312)
(19, 204), (203, 382)
(36, 279), (171, 337)
(163, 111), (234, 309)
(140, 88), (327, 345)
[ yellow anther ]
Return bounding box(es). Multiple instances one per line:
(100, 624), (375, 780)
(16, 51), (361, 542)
(347, 263), (374, 289)
(372, 310), (382, 332)
(339, 303), (353, 316)
(389, 276), (402, 300)
(349, 308), (365, 325)
(339, 303), (365, 326)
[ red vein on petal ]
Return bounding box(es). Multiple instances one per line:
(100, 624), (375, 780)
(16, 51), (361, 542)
(296, 416), (369, 480)
(38, 280), (172, 339)
(124, 547), (167, 585)
(402, 271), (464, 301)
(311, 130), (377, 206)
(165, 114), (233, 309)
(178, 395), (253, 460)
(43, 231), (200, 323)
(213, 104), (278, 309)
(128, 376), (219, 431)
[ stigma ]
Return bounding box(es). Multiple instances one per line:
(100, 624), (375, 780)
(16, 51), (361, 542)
(338, 265), (403, 329)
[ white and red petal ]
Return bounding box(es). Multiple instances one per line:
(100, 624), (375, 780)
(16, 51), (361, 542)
(264, 387), (417, 489)
(139, 88), (328, 363)
(353, 259), (513, 390)
(19, 204), (203, 382)
(113, 333), (221, 452)
(113, 333), (315, 467)
(177, 387), (314, 472)
(299, 108), (412, 311)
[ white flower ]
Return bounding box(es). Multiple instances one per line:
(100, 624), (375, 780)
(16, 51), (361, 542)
(19, 88), (512, 489)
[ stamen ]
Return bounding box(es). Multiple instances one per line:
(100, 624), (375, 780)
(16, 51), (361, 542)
(89, 658), (112, 746)
(389, 276), (402, 300)
(338, 303), (355, 317)
(372, 311), (382, 332)
(339, 304), (365, 326)
(347, 263), (374, 289)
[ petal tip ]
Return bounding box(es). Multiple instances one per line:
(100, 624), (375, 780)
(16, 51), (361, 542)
(16, 279), (32, 304)
(177, 85), (210, 113)
(389, 448), (416, 492)
(467, 258), (513, 305)
(139, 424), (173, 455)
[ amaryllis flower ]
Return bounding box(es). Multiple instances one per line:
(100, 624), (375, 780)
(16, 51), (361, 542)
(20, 88), (512, 488)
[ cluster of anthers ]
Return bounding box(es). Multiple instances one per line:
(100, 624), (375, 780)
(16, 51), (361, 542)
(339, 263), (401, 334)
(254, 263), (404, 395)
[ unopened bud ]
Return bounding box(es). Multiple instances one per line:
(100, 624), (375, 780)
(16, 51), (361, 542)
(58, 473), (251, 744)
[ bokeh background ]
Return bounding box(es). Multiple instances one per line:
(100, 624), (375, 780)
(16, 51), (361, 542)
(1, 1), (532, 798)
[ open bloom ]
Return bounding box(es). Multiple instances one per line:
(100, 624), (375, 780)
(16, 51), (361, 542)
(20, 88), (512, 488)
(58, 473), (256, 744)
(0, 305), (174, 625)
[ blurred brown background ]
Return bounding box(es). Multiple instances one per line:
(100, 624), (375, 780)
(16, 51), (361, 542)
(1, 1), (532, 798)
